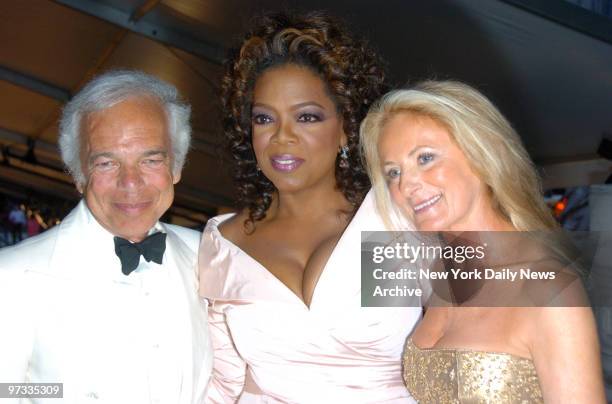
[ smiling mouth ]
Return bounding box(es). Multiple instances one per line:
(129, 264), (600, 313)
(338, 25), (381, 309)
(113, 202), (152, 215)
(269, 155), (304, 172)
(412, 194), (442, 213)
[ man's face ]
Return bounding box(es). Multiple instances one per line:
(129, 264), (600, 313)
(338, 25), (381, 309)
(79, 97), (179, 242)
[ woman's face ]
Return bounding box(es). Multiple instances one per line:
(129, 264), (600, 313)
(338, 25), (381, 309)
(378, 113), (498, 231)
(251, 64), (346, 194)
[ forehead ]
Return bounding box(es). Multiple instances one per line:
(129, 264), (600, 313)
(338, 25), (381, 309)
(82, 97), (170, 150)
(253, 64), (335, 107)
(379, 113), (452, 152)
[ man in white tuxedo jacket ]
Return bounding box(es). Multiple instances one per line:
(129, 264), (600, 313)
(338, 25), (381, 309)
(0, 71), (212, 403)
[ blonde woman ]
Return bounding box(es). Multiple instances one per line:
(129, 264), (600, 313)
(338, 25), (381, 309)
(360, 80), (605, 403)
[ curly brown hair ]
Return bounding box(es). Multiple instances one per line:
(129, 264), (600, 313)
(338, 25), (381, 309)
(221, 11), (388, 225)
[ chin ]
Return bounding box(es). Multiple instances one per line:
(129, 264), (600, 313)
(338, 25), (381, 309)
(271, 179), (308, 193)
(416, 220), (447, 232)
(118, 218), (157, 237)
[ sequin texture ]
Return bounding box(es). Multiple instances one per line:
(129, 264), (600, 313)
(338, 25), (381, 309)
(403, 339), (544, 403)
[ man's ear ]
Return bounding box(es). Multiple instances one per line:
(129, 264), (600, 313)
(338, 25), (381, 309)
(172, 171), (181, 185)
(76, 137), (88, 195)
(75, 177), (85, 194)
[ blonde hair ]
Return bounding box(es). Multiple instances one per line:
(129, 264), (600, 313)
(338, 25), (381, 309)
(360, 80), (558, 231)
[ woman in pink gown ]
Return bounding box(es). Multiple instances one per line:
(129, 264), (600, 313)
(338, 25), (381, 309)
(199, 12), (421, 403)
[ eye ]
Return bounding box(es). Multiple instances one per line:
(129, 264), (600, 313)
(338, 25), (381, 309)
(297, 113), (322, 123)
(385, 167), (401, 181)
(417, 152), (434, 166)
(94, 160), (117, 171)
(252, 113), (273, 125)
(142, 158), (164, 167)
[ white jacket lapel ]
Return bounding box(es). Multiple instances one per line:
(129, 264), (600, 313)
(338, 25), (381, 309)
(161, 225), (212, 403)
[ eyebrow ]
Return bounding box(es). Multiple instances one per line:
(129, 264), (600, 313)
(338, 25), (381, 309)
(142, 150), (168, 158)
(88, 150), (168, 164)
(382, 145), (429, 166)
(291, 101), (325, 109)
(252, 101), (326, 110)
(88, 152), (114, 165)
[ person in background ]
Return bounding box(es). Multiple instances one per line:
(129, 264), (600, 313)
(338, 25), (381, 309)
(8, 203), (26, 243)
(199, 11), (421, 403)
(26, 208), (47, 237)
(0, 70), (212, 404)
(360, 80), (606, 403)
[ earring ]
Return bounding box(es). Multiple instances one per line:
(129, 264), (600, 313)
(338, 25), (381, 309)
(339, 145), (349, 169)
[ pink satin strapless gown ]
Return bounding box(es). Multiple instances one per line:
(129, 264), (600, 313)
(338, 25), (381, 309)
(199, 191), (421, 403)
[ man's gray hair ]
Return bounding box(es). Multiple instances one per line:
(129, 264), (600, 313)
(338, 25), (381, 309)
(58, 70), (191, 185)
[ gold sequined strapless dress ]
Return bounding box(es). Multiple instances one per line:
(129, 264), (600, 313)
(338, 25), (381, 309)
(403, 339), (544, 403)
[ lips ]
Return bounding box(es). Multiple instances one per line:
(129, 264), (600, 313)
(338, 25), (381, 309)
(113, 201), (152, 215)
(412, 194), (442, 213)
(269, 154), (304, 172)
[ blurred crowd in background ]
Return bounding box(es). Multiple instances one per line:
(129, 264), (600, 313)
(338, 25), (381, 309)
(0, 185), (601, 248)
(0, 194), (73, 247)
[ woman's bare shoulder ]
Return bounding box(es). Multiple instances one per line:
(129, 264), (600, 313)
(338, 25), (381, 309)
(218, 211), (250, 244)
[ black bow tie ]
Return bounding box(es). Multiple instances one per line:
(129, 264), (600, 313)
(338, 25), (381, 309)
(113, 232), (167, 275)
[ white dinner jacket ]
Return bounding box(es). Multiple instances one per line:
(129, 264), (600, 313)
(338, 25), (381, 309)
(0, 200), (212, 404)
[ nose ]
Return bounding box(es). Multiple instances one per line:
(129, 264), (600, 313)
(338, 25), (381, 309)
(271, 118), (298, 145)
(117, 163), (145, 190)
(397, 170), (421, 198)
